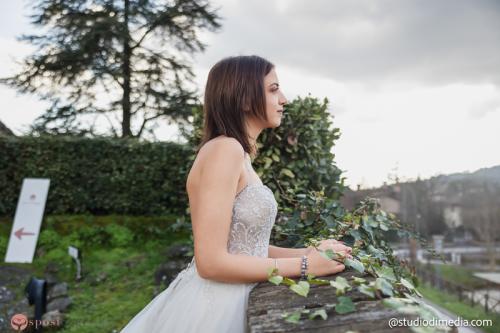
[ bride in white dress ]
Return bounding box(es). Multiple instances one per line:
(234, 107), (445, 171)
(120, 55), (351, 333)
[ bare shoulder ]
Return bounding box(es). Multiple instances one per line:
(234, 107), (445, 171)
(201, 135), (245, 160)
(187, 136), (244, 190)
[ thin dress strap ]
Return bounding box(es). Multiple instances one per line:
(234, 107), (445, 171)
(235, 152), (261, 198)
(243, 152), (253, 185)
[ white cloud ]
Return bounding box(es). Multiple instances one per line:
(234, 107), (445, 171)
(0, 36), (47, 135)
(1, 0), (499, 188)
(201, 0), (500, 87)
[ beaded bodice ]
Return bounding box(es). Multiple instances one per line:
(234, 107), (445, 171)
(177, 152), (277, 286)
(227, 153), (277, 258)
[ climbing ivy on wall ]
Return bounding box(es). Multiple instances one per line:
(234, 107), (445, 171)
(266, 196), (446, 332)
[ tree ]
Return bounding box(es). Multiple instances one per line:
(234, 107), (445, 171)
(1, 0), (221, 138)
(0, 120), (15, 136)
(461, 180), (500, 271)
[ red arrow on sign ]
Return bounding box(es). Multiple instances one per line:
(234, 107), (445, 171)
(14, 227), (36, 240)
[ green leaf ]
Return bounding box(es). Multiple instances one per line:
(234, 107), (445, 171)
(267, 267), (277, 276)
(367, 245), (386, 260)
(367, 216), (378, 228)
(330, 276), (351, 295)
(375, 277), (394, 296)
(375, 265), (396, 282)
(319, 248), (344, 262)
(400, 277), (415, 291)
(308, 278), (330, 286)
(402, 292), (423, 304)
(362, 223), (374, 240)
(283, 311), (301, 323)
(382, 297), (405, 309)
(269, 275), (283, 285)
(335, 296), (356, 314)
(344, 258), (364, 273)
(290, 281), (310, 297)
(281, 168), (295, 178)
(347, 229), (362, 241)
(263, 157), (273, 169)
(352, 276), (366, 285)
(319, 249), (333, 260)
(309, 309), (327, 320)
(358, 284), (376, 298)
(282, 277), (296, 286)
(382, 297), (416, 309)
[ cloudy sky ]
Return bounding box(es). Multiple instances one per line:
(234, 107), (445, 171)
(1, 0), (499, 189)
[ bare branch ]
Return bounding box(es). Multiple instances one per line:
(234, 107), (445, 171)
(136, 113), (164, 138)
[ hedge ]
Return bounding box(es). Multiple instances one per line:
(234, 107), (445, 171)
(0, 96), (345, 218)
(0, 136), (193, 216)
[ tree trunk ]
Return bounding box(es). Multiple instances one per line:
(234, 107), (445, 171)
(0, 120), (15, 136)
(121, 0), (132, 137)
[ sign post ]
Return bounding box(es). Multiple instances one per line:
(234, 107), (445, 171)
(68, 245), (82, 280)
(5, 178), (50, 263)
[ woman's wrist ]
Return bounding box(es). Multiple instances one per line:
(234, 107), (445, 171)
(303, 246), (314, 256)
(269, 245), (313, 258)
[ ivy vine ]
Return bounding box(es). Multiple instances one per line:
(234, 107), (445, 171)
(267, 194), (448, 333)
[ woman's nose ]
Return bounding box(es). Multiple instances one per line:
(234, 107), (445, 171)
(280, 93), (288, 105)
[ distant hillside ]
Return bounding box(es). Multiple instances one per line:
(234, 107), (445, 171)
(430, 165), (500, 185)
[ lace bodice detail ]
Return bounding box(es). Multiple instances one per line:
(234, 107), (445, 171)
(227, 183), (277, 257)
(227, 154), (277, 258)
(169, 152), (277, 300)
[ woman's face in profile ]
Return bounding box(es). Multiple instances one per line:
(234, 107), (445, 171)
(263, 68), (287, 128)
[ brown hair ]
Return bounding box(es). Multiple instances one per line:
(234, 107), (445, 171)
(198, 55), (274, 156)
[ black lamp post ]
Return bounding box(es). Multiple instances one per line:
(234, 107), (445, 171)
(25, 277), (47, 332)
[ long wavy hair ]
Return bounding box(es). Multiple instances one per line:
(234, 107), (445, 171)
(198, 55), (274, 156)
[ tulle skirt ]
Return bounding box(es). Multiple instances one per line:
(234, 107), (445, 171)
(120, 257), (258, 333)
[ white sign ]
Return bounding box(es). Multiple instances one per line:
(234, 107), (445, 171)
(5, 178), (50, 263)
(68, 245), (79, 259)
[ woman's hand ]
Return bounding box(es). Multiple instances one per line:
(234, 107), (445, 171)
(306, 247), (345, 277)
(316, 239), (352, 260)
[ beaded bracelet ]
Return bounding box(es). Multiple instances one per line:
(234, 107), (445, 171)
(300, 255), (308, 280)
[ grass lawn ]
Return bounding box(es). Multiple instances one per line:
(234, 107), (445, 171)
(0, 215), (191, 332)
(430, 263), (486, 289)
(417, 283), (500, 333)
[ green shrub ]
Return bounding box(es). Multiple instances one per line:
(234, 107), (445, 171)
(104, 224), (134, 247)
(0, 234), (7, 259)
(0, 215), (186, 258)
(256, 96), (345, 204)
(0, 136), (193, 216)
(75, 225), (109, 247)
(38, 229), (61, 251)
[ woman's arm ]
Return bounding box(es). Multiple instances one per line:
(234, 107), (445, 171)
(190, 138), (305, 283)
(195, 253), (303, 283)
(268, 245), (312, 258)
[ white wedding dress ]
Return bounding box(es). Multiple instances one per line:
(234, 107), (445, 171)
(120, 153), (278, 333)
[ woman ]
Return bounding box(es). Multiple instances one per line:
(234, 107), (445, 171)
(120, 55), (351, 333)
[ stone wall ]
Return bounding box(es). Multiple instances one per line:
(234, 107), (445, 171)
(247, 269), (415, 333)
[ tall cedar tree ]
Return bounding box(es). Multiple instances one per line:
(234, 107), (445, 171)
(1, 0), (221, 138)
